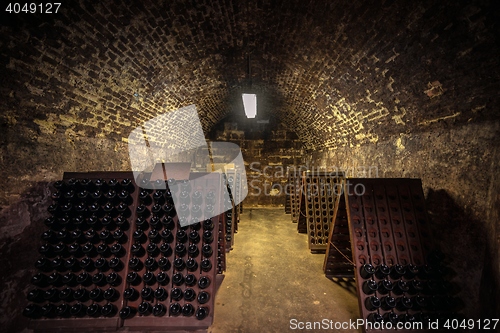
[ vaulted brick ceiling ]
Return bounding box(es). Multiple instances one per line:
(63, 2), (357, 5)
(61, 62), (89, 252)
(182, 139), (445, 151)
(1, 0), (498, 150)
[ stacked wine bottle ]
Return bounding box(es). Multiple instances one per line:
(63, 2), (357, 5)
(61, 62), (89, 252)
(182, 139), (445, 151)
(303, 171), (343, 252)
(24, 175), (135, 327)
(223, 173), (235, 252)
(359, 260), (461, 328)
(324, 178), (463, 332)
(24, 171), (227, 331)
(122, 173), (223, 330)
(287, 169), (302, 224)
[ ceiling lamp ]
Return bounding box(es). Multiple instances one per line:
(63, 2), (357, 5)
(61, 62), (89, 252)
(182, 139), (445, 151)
(242, 93), (257, 118)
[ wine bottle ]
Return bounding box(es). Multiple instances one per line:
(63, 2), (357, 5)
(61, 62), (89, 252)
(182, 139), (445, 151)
(360, 263), (375, 279)
(176, 230), (188, 243)
(124, 287), (139, 301)
(396, 296), (413, 311)
(157, 272), (169, 286)
(39, 244), (55, 258)
(27, 289), (45, 303)
(160, 230), (174, 244)
(76, 271), (92, 287)
(92, 272), (107, 287)
(73, 288), (89, 302)
(110, 243), (125, 258)
(144, 257), (157, 271)
(408, 279), (425, 295)
(364, 296), (381, 311)
(96, 244), (111, 258)
(138, 301), (152, 316)
(62, 271), (78, 286)
(181, 303), (194, 317)
(106, 272), (121, 286)
(175, 243), (187, 257)
(23, 304), (42, 319)
(158, 257), (171, 270)
(48, 272), (64, 287)
(173, 258), (185, 271)
(198, 276), (211, 289)
(41, 303), (57, 318)
(143, 272), (156, 286)
(101, 303), (117, 317)
(44, 287), (60, 302)
(147, 243), (160, 257)
(86, 303), (101, 318)
(55, 303), (71, 318)
(195, 307), (209, 320)
(185, 273), (197, 286)
(184, 288), (196, 301)
(393, 279), (409, 295)
(115, 215), (129, 230)
(202, 230), (214, 244)
(70, 302), (87, 317)
(141, 287), (154, 301)
(171, 287), (183, 301)
(390, 264), (407, 279)
(128, 257), (144, 271)
(188, 244), (200, 257)
(154, 287), (168, 301)
(59, 287), (74, 302)
(119, 306), (136, 319)
(131, 243), (145, 257)
(362, 280), (378, 295)
(197, 291), (210, 304)
(189, 231), (200, 244)
(104, 287), (119, 302)
(200, 259), (212, 272)
(380, 296), (396, 310)
(172, 272), (184, 286)
(150, 216), (162, 230)
(169, 303), (181, 316)
(203, 218), (214, 231)
(89, 288), (104, 302)
(135, 217), (149, 231)
(411, 295), (428, 311)
(383, 312), (399, 325)
(377, 279), (393, 295)
(35, 257), (52, 272)
(109, 256), (123, 272)
(184, 258), (197, 272)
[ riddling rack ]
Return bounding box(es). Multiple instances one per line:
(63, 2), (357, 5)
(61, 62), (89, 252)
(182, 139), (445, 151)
(323, 187), (353, 278)
(287, 169), (302, 224)
(303, 171), (344, 253)
(324, 178), (461, 333)
(24, 171), (230, 332)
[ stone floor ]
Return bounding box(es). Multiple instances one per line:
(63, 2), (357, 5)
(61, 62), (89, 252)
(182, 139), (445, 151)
(209, 207), (360, 333)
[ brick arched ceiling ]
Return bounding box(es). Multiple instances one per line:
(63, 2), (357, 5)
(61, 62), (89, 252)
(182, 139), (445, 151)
(1, 0), (498, 150)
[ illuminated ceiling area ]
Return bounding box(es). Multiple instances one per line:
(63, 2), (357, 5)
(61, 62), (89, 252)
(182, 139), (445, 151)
(0, 0), (498, 151)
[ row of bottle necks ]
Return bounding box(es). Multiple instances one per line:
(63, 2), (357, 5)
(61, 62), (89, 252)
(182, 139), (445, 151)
(28, 279), (212, 304)
(24, 301), (210, 320)
(365, 310), (462, 326)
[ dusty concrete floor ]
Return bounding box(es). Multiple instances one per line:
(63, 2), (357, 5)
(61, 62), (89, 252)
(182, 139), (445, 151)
(209, 207), (359, 333)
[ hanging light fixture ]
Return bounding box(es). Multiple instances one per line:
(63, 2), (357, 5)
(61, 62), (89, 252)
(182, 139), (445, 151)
(242, 49), (256, 118)
(242, 93), (257, 118)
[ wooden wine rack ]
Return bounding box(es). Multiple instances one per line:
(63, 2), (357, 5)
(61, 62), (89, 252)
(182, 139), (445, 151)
(287, 169), (302, 224)
(25, 171), (229, 332)
(302, 171), (344, 253)
(324, 178), (460, 333)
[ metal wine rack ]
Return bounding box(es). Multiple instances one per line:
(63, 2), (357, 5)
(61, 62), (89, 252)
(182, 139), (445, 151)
(287, 169), (302, 223)
(303, 171), (344, 253)
(24, 171), (228, 332)
(324, 178), (461, 332)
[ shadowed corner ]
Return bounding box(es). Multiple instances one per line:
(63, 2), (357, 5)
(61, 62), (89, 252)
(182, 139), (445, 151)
(425, 189), (497, 323)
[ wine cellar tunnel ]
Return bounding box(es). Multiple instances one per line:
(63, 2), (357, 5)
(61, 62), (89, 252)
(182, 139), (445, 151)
(0, 0), (499, 332)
